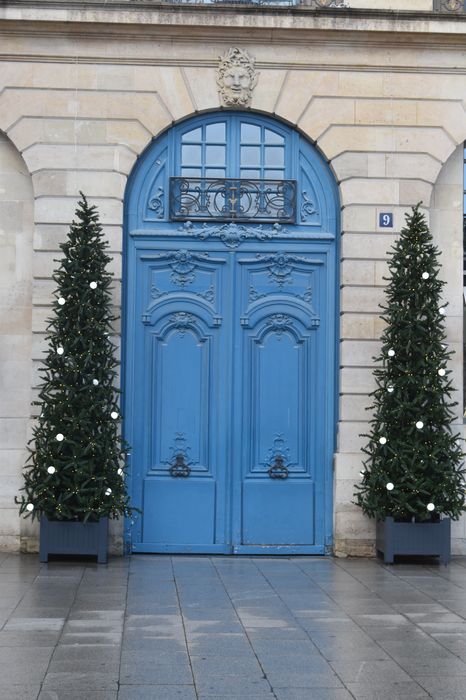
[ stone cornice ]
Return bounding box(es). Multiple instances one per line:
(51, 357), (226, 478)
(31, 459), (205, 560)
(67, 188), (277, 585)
(1, 0), (466, 37)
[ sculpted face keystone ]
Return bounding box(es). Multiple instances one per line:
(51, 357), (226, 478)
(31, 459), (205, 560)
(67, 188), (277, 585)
(217, 48), (258, 108)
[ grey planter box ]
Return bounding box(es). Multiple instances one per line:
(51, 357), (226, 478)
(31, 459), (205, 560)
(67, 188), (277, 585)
(376, 516), (451, 565)
(39, 515), (108, 564)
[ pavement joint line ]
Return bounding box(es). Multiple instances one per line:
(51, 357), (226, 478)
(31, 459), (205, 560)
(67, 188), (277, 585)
(0, 557), (44, 633)
(333, 556), (466, 664)
(117, 552), (132, 697)
(37, 561), (87, 700)
(171, 555), (200, 700)
(7, 554), (466, 698)
(297, 557), (457, 697)
(210, 556), (279, 699)
(250, 557), (358, 700)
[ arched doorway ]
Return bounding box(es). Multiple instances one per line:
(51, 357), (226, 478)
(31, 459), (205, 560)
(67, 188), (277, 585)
(123, 112), (339, 554)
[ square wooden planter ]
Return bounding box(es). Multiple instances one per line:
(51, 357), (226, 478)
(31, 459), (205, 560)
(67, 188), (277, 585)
(39, 515), (108, 564)
(376, 516), (451, 565)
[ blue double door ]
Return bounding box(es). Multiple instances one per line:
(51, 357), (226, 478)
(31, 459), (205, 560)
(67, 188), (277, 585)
(126, 112), (338, 554)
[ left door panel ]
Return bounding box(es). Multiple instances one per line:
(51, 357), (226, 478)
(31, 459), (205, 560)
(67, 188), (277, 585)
(131, 246), (231, 553)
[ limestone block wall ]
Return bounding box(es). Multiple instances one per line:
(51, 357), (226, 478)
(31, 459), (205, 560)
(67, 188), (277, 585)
(0, 133), (33, 551)
(430, 145), (465, 553)
(0, 6), (464, 554)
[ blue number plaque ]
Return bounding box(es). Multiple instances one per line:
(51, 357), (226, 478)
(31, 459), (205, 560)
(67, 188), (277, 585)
(379, 212), (393, 228)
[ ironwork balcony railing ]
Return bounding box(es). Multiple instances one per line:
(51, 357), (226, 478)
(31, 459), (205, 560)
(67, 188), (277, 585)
(164, 0), (298, 5)
(170, 177), (297, 223)
(434, 0), (466, 12)
(158, 0), (466, 10)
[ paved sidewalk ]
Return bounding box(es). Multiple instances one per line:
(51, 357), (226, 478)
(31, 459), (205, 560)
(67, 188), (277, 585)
(2, 555), (466, 699)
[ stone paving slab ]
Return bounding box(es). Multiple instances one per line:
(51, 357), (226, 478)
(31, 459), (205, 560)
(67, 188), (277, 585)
(3, 554), (466, 698)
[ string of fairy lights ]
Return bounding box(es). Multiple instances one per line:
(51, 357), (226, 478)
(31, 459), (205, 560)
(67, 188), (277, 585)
(362, 267), (450, 516)
(25, 276), (124, 515)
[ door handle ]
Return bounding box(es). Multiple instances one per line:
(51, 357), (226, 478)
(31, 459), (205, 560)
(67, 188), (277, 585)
(169, 454), (191, 478)
(268, 455), (288, 479)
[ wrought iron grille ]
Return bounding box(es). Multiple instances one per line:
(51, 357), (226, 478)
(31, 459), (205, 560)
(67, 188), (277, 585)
(433, 0), (466, 12)
(169, 177), (297, 223)
(164, 0), (297, 5)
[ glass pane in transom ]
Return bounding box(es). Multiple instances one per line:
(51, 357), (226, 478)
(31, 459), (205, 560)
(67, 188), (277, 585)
(241, 123), (261, 143)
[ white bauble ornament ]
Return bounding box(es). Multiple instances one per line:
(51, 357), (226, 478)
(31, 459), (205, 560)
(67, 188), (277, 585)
(26, 503), (34, 512)
(439, 307), (446, 315)
(359, 470), (366, 477)
(386, 482), (394, 491)
(438, 368), (446, 377)
(57, 347), (64, 355)
(427, 503), (435, 512)
(416, 421), (424, 429)
(93, 379), (99, 386)
(387, 386), (394, 393)
(105, 488), (112, 496)
(56, 433), (64, 442)
(111, 411), (118, 420)
(388, 349), (395, 357)
(118, 468), (124, 476)
(47, 466), (56, 475)
(422, 272), (429, 280)
(89, 281), (97, 289)
(379, 437), (387, 445)
(58, 297), (66, 306)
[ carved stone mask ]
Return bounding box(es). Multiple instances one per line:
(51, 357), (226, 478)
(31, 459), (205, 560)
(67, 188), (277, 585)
(217, 48), (258, 108)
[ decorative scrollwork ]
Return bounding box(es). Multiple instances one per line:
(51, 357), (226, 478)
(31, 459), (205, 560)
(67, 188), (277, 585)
(151, 286), (164, 300)
(200, 286), (215, 303)
(301, 191), (317, 222)
(181, 221), (285, 249)
(169, 312), (196, 335)
(265, 434), (294, 477)
(298, 287), (313, 303)
(250, 283), (312, 304)
(249, 286), (266, 303)
(170, 250), (197, 286)
(151, 284), (215, 304)
(170, 177), (296, 223)
(253, 252), (317, 287)
(266, 313), (293, 338)
(315, 0), (349, 6)
(148, 187), (164, 218)
(150, 249), (214, 288)
(163, 433), (196, 475)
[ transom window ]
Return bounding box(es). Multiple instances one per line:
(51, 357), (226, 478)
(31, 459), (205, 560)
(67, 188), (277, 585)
(172, 115), (295, 223)
(179, 119), (287, 180)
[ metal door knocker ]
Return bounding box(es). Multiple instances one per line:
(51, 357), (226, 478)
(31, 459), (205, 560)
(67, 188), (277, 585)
(169, 454), (191, 478)
(268, 455), (289, 479)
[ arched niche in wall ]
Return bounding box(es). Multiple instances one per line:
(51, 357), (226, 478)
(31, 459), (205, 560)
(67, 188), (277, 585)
(0, 132), (34, 550)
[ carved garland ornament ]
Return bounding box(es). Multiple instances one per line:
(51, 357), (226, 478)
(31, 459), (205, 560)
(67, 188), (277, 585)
(217, 48), (258, 108)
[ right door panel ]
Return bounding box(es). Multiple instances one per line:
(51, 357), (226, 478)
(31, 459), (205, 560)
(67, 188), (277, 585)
(234, 250), (325, 550)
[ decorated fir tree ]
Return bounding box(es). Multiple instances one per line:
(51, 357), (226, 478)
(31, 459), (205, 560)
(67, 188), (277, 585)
(17, 194), (132, 523)
(354, 204), (465, 523)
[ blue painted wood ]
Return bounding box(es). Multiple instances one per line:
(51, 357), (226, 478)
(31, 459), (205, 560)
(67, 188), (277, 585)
(123, 112), (339, 554)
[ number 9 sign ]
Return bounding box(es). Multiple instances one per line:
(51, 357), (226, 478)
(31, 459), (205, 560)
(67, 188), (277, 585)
(379, 213), (393, 228)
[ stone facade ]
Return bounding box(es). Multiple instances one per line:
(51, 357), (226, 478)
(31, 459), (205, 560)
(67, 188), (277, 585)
(0, 1), (465, 555)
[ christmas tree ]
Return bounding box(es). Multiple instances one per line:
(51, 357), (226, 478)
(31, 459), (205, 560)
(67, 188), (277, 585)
(17, 194), (133, 523)
(354, 204), (465, 522)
